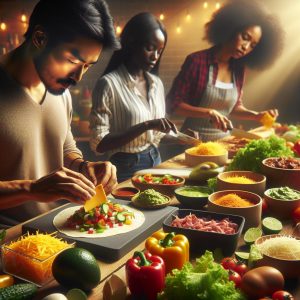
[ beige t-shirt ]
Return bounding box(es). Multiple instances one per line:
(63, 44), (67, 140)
(0, 66), (82, 224)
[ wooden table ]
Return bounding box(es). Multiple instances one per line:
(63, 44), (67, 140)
(2, 153), (300, 299)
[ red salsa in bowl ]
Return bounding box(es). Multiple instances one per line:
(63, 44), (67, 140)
(111, 187), (140, 200)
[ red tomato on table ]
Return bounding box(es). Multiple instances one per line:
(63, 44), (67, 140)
(234, 262), (248, 277)
(221, 257), (237, 270)
(229, 270), (242, 288)
(292, 206), (300, 224)
(272, 290), (294, 300)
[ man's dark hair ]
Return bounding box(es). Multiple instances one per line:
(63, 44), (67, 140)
(205, 0), (284, 69)
(24, 0), (120, 50)
(103, 12), (167, 76)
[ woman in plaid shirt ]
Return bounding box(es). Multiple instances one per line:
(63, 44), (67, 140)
(167, 0), (284, 141)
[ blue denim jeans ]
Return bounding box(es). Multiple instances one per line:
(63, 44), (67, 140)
(110, 145), (161, 182)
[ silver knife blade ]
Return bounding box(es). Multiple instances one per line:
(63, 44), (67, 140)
(169, 131), (202, 146)
(230, 128), (261, 140)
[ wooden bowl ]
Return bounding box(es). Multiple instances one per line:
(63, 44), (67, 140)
(255, 234), (300, 278)
(264, 188), (300, 220)
(216, 171), (266, 197)
(207, 190), (262, 231)
(261, 157), (300, 190)
(131, 174), (185, 197)
(185, 149), (228, 167)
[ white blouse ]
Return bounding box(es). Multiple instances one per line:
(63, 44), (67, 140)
(90, 64), (166, 157)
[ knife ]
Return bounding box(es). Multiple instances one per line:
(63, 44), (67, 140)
(169, 131), (202, 146)
(230, 128), (261, 140)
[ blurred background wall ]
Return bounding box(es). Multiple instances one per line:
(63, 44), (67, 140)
(1, 0), (299, 159)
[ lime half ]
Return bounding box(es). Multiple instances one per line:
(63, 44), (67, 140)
(262, 217), (282, 234)
(244, 227), (263, 245)
(235, 251), (250, 263)
(66, 289), (87, 300)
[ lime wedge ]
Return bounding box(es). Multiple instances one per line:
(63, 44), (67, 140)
(262, 217), (282, 234)
(244, 227), (263, 245)
(66, 289), (87, 300)
(235, 251), (250, 263)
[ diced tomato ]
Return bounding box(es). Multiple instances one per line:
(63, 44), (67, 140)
(107, 222), (113, 228)
(293, 140), (300, 156)
(118, 222), (123, 226)
(85, 220), (92, 225)
(88, 228), (94, 234)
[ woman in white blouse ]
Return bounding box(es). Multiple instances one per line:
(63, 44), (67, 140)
(90, 12), (177, 182)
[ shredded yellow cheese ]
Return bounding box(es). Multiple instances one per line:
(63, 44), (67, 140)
(223, 176), (256, 184)
(3, 232), (72, 285)
(258, 236), (300, 260)
(214, 193), (253, 208)
(187, 142), (226, 156)
(7, 232), (70, 259)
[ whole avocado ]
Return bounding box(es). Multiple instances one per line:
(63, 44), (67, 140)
(189, 162), (223, 183)
(52, 247), (100, 291)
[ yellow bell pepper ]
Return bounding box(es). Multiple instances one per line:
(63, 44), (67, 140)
(145, 231), (189, 274)
(0, 274), (14, 288)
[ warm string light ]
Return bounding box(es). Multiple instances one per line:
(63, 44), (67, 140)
(0, 22), (7, 31)
(203, 2), (208, 9)
(185, 11), (191, 22)
(176, 23), (182, 34)
(116, 24), (122, 35)
(215, 2), (221, 10)
(21, 14), (27, 23)
(159, 13), (165, 21)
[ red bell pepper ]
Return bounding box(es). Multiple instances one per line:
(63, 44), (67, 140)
(125, 251), (165, 300)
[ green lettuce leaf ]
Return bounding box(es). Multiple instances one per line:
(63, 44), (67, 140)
(158, 251), (245, 300)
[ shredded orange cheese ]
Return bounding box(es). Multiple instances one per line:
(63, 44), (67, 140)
(214, 193), (253, 208)
(3, 232), (72, 286)
(223, 176), (256, 184)
(187, 142), (226, 156)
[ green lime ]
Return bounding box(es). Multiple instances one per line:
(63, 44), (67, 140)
(262, 217), (282, 234)
(244, 227), (263, 245)
(235, 251), (250, 263)
(66, 288), (87, 300)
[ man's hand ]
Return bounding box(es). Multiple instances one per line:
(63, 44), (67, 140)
(83, 161), (118, 194)
(30, 167), (96, 204)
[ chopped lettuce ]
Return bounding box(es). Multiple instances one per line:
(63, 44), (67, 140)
(158, 251), (245, 300)
(248, 244), (263, 268)
(226, 136), (294, 173)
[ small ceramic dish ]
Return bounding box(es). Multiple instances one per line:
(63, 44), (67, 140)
(131, 194), (171, 210)
(111, 186), (140, 201)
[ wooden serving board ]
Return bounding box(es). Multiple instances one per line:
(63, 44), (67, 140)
(22, 199), (178, 262)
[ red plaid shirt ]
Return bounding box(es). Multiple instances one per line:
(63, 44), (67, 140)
(166, 46), (245, 113)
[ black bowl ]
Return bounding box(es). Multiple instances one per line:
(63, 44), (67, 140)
(163, 209), (245, 256)
(174, 186), (211, 209)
